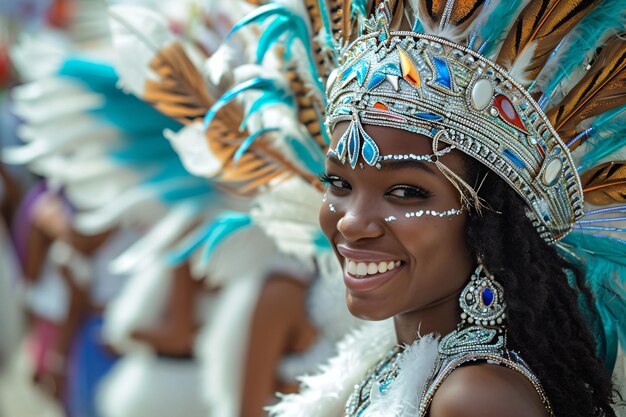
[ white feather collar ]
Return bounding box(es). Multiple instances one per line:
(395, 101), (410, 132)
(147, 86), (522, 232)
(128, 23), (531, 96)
(268, 320), (440, 417)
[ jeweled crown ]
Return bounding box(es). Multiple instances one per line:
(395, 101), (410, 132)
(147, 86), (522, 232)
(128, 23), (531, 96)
(325, 5), (584, 243)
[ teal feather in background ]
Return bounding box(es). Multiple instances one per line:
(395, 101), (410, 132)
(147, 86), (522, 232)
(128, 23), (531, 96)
(561, 232), (626, 370)
(203, 78), (280, 131)
(234, 128), (280, 162)
(168, 212), (252, 266)
(577, 106), (626, 172)
(226, 3), (325, 94)
(532, 0), (626, 108)
(58, 58), (214, 206)
(470, 0), (527, 58)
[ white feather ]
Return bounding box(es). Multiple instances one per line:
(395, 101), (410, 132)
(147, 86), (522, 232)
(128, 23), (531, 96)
(9, 30), (69, 82)
(363, 335), (439, 417)
(268, 320), (396, 417)
(195, 274), (265, 417)
(102, 261), (172, 353)
(164, 122), (223, 178)
(251, 177), (323, 264)
(108, 4), (175, 96)
(506, 41), (536, 86)
(74, 187), (166, 234)
(203, 44), (238, 88)
(110, 203), (200, 275)
(190, 224), (280, 285)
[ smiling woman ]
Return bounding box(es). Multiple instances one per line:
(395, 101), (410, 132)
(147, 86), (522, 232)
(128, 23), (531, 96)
(198, 0), (625, 416)
(317, 122), (615, 417)
(266, 0), (624, 414)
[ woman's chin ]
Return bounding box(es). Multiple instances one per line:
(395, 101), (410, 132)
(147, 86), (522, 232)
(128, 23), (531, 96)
(346, 293), (395, 321)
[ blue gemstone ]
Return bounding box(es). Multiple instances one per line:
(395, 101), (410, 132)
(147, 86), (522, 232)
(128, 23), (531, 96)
(482, 288), (494, 306)
(356, 61), (370, 86)
(503, 148), (525, 168)
(377, 63), (402, 76)
(367, 72), (386, 90)
(379, 379), (393, 393)
(415, 113), (443, 121)
(433, 57), (452, 89)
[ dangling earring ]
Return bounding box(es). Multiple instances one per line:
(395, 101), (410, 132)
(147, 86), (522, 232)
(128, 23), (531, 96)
(459, 262), (506, 329)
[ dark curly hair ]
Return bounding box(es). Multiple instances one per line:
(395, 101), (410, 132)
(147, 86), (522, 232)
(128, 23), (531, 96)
(463, 159), (616, 417)
(466, 160), (615, 417)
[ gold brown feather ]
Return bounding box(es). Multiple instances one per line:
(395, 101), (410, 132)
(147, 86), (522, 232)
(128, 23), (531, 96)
(417, 0), (485, 31)
(496, 0), (600, 79)
(581, 161), (626, 205)
(285, 64), (327, 149)
(547, 36), (626, 147)
(303, 0), (334, 79)
(145, 43), (319, 194)
(144, 42), (218, 125)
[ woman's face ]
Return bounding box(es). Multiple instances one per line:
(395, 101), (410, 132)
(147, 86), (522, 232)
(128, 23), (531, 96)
(319, 124), (474, 321)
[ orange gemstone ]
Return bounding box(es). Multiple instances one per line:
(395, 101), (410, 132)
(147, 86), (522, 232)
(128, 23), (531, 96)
(398, 48), (420, 87)
(373, 102), (389, 110)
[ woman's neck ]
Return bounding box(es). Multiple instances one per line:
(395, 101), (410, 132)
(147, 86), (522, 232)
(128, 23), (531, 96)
(393, 289), (462, 345)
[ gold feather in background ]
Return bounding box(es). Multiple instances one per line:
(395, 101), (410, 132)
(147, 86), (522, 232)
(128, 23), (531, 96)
(285, 64), (327, 149)
(496, 0), (600, 79)
(144, 43), (217, 124)
(418, 0), (485, 31)
(581, 161), (626, 205)
(144, 42), (319, 194)
(547, 36), (626, 147)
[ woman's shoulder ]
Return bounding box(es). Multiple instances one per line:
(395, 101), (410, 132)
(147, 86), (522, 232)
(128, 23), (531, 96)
(429, 362), (550, 417)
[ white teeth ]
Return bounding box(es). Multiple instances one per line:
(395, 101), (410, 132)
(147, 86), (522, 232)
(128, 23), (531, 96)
(347, 260), (357, 275)
(346, 259), (401, 277)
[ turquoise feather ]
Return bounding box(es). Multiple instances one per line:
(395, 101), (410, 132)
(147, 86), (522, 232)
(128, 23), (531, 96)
(57, 57), (214, 207)
(577, 106), (626, 172)
(234, 128), (280, 162)
(561, 232), (626, 370)
(315, 0), (337, 55)
(227, 4), (325, 94)
(167, 212), (251, 265)
(537, 0), (626, 103)
(239, 90), (295, 131)
(286, 134), (325, 175)
(203, 78), (276, 130)
(474, 0), (525, 58)
(200, 213), (252, 263)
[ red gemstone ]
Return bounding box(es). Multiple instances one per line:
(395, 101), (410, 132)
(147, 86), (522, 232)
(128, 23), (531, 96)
(536, 143), (545, 158)
(493, 95), (527, 133)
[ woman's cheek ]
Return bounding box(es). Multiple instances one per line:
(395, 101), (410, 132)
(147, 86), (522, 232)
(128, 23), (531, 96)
(319, 193), (340, 239)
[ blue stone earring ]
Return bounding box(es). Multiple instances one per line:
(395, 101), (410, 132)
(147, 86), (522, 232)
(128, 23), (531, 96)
(459, 263), (506, 328)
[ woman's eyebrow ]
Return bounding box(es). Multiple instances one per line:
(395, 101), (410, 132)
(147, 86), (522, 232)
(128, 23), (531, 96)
(378, 159), (436, 174)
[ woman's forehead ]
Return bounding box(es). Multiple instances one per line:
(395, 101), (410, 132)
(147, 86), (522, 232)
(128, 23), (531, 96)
(329, 123), (467, 175)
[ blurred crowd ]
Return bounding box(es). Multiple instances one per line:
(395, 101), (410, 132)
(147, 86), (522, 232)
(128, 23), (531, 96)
(0, 1), (361, 416)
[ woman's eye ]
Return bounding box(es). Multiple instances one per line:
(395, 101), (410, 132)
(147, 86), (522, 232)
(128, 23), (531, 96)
(319, 173), (351, 190)
(387, 185), (432, 199)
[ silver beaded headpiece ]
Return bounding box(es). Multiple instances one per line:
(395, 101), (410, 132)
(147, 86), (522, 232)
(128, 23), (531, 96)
(325, 2), (583, 244)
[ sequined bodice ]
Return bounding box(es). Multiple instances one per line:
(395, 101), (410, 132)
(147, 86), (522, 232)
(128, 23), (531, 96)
(345, 326), (553, 417)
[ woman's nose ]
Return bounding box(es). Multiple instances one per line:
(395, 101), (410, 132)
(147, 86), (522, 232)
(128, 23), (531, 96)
(336, 201), (385, 242)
